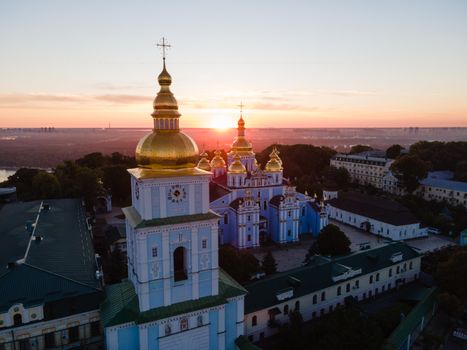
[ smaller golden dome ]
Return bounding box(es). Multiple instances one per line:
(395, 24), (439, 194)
(268, 147), (282, 166)
(228, 153), (247, 174)
(265, 148), (283, 172)
(158, 61), (172, 86)
(265, 157), (282, 172)
(197, 151), (211, 171)
(210, 150), (226, 168)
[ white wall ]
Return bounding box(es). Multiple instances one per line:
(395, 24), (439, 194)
(244, 257), (421, 342)
(327, 206), (427, 240)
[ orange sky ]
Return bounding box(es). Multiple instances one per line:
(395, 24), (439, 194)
(1, 1), (467, 128)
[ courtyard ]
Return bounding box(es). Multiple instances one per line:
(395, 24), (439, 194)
(254, 219), (457, 272)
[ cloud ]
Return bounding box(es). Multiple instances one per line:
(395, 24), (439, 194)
(93, 94), (150, 103)
(93, 83), (151, 91)
(0, 87), (375, 112)
(0, 93), (152, 108)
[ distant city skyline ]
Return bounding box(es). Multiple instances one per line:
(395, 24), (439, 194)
(1, 0), (467, 128)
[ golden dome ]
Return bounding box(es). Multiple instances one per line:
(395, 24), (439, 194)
(228, 153), (247, 174)
(197, 151), (211, 171)
(210, 150), (226, 168)
(265, 157), (282, 172)
(231, 137), (253, 153)
(136, 132), (199, 169)
(152, 60), (181, 119)
(230, 114), (254, 156)
(269, 147), (283, 166)
(135, 58), (199, 170)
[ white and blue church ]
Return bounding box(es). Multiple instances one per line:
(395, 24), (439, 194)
(199, 113), (328, 249)
(100, 51), (327, 350)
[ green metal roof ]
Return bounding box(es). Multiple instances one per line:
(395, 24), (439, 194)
(384, 287), (437, 350)
(26, 198), (98, 287)
(0, 201), (41, 274)
(0, 199), (102, 315)
(244, 242), (421, 314)
(0, 264), (101, 313)
(101, 269), (246, 327)
(123, 206), (220, 229)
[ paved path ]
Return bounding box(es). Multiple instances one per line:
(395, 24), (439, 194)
(98, 207), (124, 225)
(253, 237), (314, 272)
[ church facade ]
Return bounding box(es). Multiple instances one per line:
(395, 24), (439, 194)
(198, 116), (328, 249)
(101, 56), (246, 350)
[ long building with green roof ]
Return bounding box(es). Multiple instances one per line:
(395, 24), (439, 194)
(243, 242), (422, 343)
(0, 198), (103, 349)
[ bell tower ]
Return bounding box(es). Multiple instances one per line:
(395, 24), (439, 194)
(124, 41), (220, 311)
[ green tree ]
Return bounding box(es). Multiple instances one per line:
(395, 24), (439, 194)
(32, 171), (61, 198)
(390, 155), (430, 193)
(56, 161), (101, 206)
(289, 309), (304, 336)
(219, 245), (259, 284)
(4, 168), (41, 200)
(323, 166), (350, 190)
(386, 144), (404, 159)
(261, 250), (277, 275)
(435, 249), (467, 298)
(455, 160), (467, 182)
(102, 165), (131, 203)
(349, 145), (373, 154)
(437, 292), (462, 319)
(76, 152), (106, 169)
(306, 224), (351, 258)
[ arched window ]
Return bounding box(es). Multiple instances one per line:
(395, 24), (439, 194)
(337, 286), (342, 296)
(376, 273), (380, 282)
(13, 313), (22, 326)
(346, 283), (350, 293)
(224, 213), (228, 225)
(174, 247), (187, 282)
(197, 315), (203, 327)
(252, 315), (257, 326)
(295, 300), (300, 310)
(165, 324), (171, 335)
(321, 291), (326, 301)
(312, 295), (317, 304)
(283, 305), (289, 315)
(369, 275), (373, 284)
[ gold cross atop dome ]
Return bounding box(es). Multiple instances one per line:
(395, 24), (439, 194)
(157, 37), (171, 60)
(238, 101), (244, 116)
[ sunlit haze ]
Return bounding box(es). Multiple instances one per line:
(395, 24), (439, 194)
(1, 0), (467, 128)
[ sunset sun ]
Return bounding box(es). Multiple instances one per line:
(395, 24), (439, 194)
(209, 115), (234, 130)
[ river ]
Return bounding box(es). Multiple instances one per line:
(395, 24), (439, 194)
(0, 169), (16, 183)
